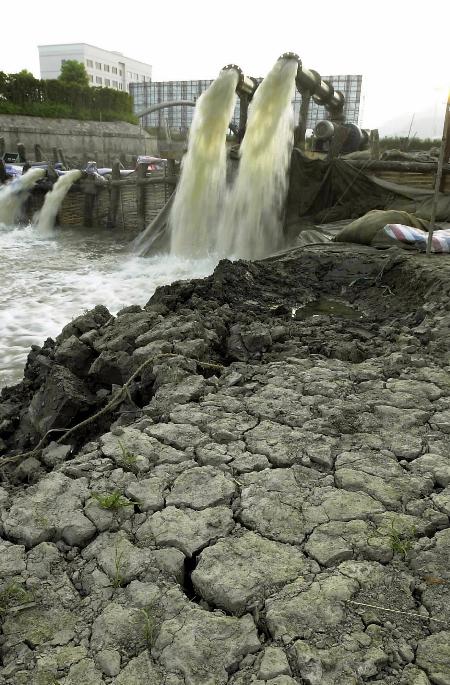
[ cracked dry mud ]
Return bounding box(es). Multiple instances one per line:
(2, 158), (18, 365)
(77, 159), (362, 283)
(1, 244), (450, 684)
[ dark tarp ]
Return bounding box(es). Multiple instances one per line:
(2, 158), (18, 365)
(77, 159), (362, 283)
(286, 148), (450, 225)
(286, 149), (393, 222)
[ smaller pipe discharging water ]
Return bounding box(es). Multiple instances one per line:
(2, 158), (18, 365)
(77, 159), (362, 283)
(218, 57), (298, 260)
(35, 170), (82, 233)
(0, 168), (46, 226)
(169, 68), (239, 258)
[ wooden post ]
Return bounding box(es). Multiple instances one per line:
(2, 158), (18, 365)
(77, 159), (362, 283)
(439, 114), (450, 193)
(0, 137), (5, 159)
(52, 147), (59, 164)
(34, 144), (44, 162)
(426, 91), (450, 256)
(83, 175), (97, 229)
(166, 159), (176, 177)
(370, 129), (380, 160)
(17, 142), (27, 163)
(46, 162), (58, 185)
(327, 126), (349, 160)
(136, 162), (147, 232)
(0, 159), (7, 183)
(106, 159), (121, 229)
(58, 148), (68, 169)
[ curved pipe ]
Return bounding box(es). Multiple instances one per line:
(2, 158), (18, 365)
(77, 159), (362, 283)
(136, 54), (346, 124)
(295, 62), (345, 115)
(136, 100), (196, 119)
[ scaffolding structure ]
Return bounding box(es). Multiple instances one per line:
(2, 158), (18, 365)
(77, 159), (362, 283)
(130, 74), (363, 135)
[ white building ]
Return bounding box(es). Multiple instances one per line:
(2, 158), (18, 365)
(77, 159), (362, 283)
(38, 43), (152, 92)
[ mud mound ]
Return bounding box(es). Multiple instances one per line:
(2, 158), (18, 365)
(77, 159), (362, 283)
(1, 244), (450, 684)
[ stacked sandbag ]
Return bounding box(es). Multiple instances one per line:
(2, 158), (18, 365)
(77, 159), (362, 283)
(334, 209), (429, 246)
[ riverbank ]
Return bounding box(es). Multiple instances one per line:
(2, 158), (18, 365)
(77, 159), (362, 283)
(1, 244), (450, 684)
(0, 223), (215, 388)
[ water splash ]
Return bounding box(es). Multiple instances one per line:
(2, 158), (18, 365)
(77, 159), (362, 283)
(0, 168), (46, 226)
(170, 69), (238, 257)
(35, 170), (82, 233)
(0, 223), (217, 388)
(218, 57), (297, 259)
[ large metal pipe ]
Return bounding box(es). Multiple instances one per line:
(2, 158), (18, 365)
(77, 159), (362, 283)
(279, 55), (345, 117)
(297, 64), (345, 116)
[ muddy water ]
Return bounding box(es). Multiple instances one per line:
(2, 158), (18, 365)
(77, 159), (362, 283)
(293, 298), (365, 321)
(0, 223), (216, 388)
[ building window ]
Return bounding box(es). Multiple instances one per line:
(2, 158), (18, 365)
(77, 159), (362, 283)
(119, 69), (123, 76)
(119, 83), (123, 90)
(95, 62), (102, 70)
(96, 76), (102, 84)
(112, 66), (117, 74)
(86, 59), (93, 68)
(89, 75), (94, 83)
(113, 80), (118, 88)
(127, 71), (132, 79)
(134, 73), (138, 80)
(61, 59), (67, 66)
(104, 65), (110, 72)
(105, 78), (110, 87)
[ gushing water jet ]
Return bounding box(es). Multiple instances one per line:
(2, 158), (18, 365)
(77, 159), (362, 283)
(218, 55), (298, 259)
(35, 170), (82, 233)
(169, 68), (239, 258)
(0, 168), (46, 226)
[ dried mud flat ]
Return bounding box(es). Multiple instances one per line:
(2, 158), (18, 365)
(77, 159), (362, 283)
(1, 243), (450, 685)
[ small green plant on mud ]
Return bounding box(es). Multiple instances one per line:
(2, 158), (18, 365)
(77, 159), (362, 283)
(140, 606), (156, 647)
(0, 582), (33, 615)
(117, 439), (138, 467)
(92, 491), (135, 511)
(387, 520), (416, 559)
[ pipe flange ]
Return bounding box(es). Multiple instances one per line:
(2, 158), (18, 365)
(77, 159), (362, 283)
(278, 52), (300, 62)
(222, 64), (243, 78)
(314, 120), (335, 141)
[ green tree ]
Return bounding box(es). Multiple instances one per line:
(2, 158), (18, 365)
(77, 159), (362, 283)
(58, 60), (89, 87)
(18, 69), (35, 78)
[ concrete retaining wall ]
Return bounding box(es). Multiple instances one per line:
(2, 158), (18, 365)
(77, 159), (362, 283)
(0, 115), (158, 167)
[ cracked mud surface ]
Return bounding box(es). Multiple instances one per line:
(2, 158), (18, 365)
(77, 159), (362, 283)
(1, 244), (450, 684)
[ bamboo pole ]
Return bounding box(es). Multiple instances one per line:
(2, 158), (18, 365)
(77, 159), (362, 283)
(34, 144), (44, 162)
(106, 159), (121, 229)
(426, 91), (450, 256)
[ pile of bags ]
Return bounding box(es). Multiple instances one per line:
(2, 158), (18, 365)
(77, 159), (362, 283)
(334, 209), (450, 253)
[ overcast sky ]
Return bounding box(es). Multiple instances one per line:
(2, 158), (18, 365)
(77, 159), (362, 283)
(2, 0), (448, 132)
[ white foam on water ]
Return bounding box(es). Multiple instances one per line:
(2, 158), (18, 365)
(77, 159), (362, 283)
(35, 170), (82, 233)
(0, 224), (216, 387)
(218, 58), (297, 260)
(169, 69), (239, 257)
(0, 168), (46, 226)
